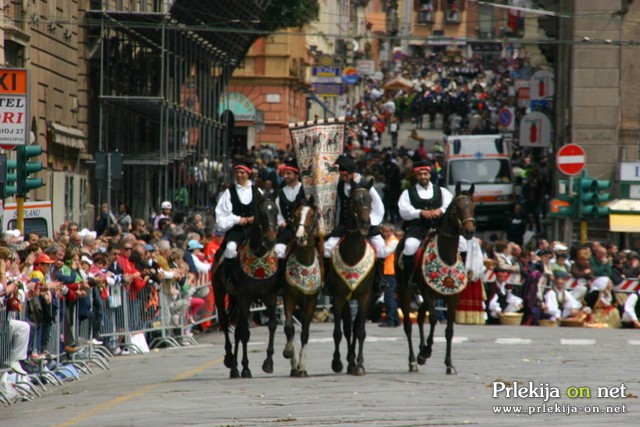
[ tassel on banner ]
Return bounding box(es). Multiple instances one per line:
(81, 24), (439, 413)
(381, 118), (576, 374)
(288, 116), (346, 129)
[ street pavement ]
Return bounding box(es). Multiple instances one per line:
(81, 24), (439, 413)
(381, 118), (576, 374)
(4, 321), (639, 426)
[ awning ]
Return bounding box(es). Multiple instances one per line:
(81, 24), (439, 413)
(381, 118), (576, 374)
(608, 199), (640, 232)
(307, 93), (335, 117)
(49, 122), (86, 150)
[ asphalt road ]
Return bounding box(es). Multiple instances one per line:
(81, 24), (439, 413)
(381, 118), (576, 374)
(3, 321), (639, 427)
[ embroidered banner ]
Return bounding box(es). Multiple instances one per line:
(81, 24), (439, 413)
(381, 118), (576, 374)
(421, 235), (467, 295)
(331, 242), (376, 292)
(289, 118), (345, 235)
(286, 250), (322, 295)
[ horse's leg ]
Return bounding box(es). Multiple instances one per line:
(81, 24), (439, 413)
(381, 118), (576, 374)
(353, 289), (373, 376)
(445, 296), (459, 375)
(214, 280), (236, 372)
(343, 302), (356, 375)
(282, 289), (298, 376)
(331, 295), (345, 373)
(262, 291), (278, 374)
(296, 294), (318, 377)
(398, 283), (418, 372)
(235, 297), (251, 378)
(418, 291), (438, 365)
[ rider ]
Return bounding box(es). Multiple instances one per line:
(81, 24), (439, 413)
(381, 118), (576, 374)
(275, 158), (306, 278)
(397, 160), (454, 285)
(324, 155), (388, 292)
(214, 160), (263, 292)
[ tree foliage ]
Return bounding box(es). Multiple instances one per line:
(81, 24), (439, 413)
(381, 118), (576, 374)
(259, 0), (320, 31)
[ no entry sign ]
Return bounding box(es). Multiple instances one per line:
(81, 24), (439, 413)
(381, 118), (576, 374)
(557, 143), (586, 176)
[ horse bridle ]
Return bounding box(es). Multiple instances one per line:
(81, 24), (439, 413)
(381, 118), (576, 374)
(345, 188), (371, 233)
(294, 204), (319, 241)
(438, 194), (476, 239)
(256, 199), (278, 251)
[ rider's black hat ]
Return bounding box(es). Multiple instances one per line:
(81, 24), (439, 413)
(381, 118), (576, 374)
(335, 155), (356, 174)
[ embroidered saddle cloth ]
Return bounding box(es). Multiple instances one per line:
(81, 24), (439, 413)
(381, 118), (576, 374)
(238, 245), (278, 280)
(286, 250), (322, 295)
(420, 235), (467, 295)
(331, 241), (376, 292)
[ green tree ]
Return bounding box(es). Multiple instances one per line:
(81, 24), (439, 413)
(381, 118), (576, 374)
(259, 0), (320, 31)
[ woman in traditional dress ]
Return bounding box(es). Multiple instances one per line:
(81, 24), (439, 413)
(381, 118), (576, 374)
(583, 276), (621, 328)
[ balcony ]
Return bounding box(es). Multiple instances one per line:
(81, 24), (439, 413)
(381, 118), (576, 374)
(445, 10), (461, 24)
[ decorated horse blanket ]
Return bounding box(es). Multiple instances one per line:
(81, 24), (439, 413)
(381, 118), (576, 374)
(238, 245), (278, 280)
(331, 241), (376, 292)
(419, 235), (467, 295)
(286, 250), (322, 295)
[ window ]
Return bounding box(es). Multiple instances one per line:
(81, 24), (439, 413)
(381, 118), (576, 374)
(448, 159), (513, 185)
(8, 218), (49, 239)
(65, 175), (75, 221)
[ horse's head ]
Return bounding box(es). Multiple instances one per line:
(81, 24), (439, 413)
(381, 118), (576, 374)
(292, 196), (318, 248)
(448, 182), (476, 240)
(254, 197), (279, 253)
(347, 180), (373, 236)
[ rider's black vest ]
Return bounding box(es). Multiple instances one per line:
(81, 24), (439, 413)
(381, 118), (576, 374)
(337, 180), (351, 224)
(404, 183), (443, 229)
(278, 185), (305, 224)
(229, 185), (261, 218)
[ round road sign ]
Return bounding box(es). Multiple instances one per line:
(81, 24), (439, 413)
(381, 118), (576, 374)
(556, 143), (586, 176)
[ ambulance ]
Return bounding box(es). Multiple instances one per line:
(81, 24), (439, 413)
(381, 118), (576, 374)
(1, 200), (54, 238)
(443, 135), (515, 227)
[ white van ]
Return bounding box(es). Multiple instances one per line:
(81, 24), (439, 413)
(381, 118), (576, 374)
(443, 135), (515, 226)
(2, 200), (54, 238)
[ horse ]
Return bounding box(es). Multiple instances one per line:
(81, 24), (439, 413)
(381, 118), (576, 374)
(282, 197), (322, 377)
(395, 183), (476, 375)
(329, 180), (377, 376)
(213, 197), (280, 378)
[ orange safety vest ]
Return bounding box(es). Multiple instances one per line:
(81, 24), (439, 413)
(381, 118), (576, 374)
(383, 236), (399, 275)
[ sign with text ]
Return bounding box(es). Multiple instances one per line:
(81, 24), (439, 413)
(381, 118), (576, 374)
(0, 68), (30, 147)
(619, 162), (640, 181)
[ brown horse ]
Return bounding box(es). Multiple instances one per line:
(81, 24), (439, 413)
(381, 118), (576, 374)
(282, 197), (322, 377)
(213, 197), (280, 378)
(396, 183), (476, 374)
(329, 181), (376, 376)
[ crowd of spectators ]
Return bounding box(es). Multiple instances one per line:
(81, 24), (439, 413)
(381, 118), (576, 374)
(0, 205), (222, 376)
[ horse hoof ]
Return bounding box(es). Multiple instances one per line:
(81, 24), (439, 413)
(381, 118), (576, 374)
(241, 369), (252, 378)
(224, 354), (234, 369)
(417, 355), (426, 365)
(409, 363), (419, 373)
(347, 364), (357, 375)
(296, 370), (308, 378)
(262, 360), (274, 374)
(354, 366), (366, 376)
(332, 359), (343, 373)
(283, 347), (294, 359)
(290, 369), (298, 377)
(230, 368), (240, 379)
(446, 366), (457, 375)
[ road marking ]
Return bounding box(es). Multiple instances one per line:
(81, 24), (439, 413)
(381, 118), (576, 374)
(628, 340), (640, 345)
(560, 339), (596, 345)
(495, 338), (532, 345)
(434, 337), (468, 343)
(53, 356), (224, 427)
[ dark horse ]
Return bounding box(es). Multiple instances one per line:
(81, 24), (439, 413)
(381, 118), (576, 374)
(213, 197), (279, 378)
(395, 183), (476, 374)
(282, 197), (322, 377)
(329, 181), (376, 376)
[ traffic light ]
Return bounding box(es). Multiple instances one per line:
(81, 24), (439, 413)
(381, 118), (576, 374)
(577, 176), (611, 218)
(0, 154), (18, 198)
(17, 145), (44, 195)
(549, 193), (577, 218)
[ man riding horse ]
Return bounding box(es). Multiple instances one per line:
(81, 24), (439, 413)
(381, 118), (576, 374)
(397, 160), (454, 284)
(214, 160), (263, 292)
(323, 155), (389, 293)
(274, 158), (306, 270)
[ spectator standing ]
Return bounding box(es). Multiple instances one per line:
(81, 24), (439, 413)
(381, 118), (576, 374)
(116, 203), (133, 233)
(153, 201), (173, 231)
(378, 224), (399, 327)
